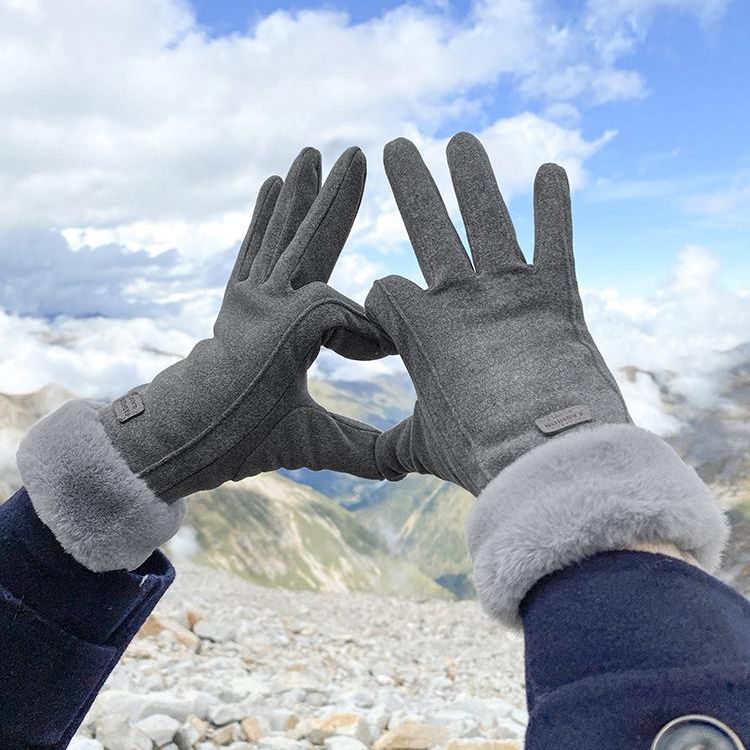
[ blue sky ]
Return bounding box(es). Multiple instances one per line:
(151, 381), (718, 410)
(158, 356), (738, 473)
(185, 0), (750, 293)
(0, 0), (747, 407)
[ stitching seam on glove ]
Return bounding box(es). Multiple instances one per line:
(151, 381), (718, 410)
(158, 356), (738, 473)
(134, 296), (374, 481)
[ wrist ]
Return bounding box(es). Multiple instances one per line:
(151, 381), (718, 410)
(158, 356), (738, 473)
(16, 399), (185, 572)
(465, 423), (728, 628)
(626, 540), (701, 568)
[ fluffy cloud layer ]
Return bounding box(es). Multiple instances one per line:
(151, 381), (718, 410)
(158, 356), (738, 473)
(0, 241), (745, 441)
(0, 0), (725, 256)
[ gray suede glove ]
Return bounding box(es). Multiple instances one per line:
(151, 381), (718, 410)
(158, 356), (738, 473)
(99, 145), (393, 501)
(367, 133), (630, 496)
(18, 146), (396, 572)
(366, 132), (728, 628)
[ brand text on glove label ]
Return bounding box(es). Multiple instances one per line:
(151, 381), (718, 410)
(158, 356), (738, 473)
(535, 405), (592, 435)
(113, 393), (145, 423)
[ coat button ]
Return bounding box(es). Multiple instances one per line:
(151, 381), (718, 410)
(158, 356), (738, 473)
(651, 714), (746, 750)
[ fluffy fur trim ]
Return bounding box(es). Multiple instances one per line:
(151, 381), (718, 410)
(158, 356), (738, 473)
(16, 399), (185, 572)
(465, 424), (730, 630)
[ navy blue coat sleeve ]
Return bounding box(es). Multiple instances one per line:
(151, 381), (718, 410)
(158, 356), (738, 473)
(0, 488), (175, 750)
(521, 550), (750, 749)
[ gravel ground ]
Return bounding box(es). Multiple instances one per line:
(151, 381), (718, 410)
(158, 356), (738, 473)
(72, 562), (528, 750)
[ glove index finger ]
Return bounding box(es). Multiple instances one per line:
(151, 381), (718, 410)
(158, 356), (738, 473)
(248, 147), (322, 284)
(318, 285), (397, 360)
(271, 146), (367, 289)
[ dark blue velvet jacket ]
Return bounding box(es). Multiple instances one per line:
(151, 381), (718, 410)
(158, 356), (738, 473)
(1, 488), (749, 749)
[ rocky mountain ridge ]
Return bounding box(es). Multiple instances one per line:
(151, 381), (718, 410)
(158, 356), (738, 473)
(1, 343), (749, 599)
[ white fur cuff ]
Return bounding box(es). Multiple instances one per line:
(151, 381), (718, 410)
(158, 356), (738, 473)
(16, 399), (185, 572)
(465, 424), (730, 630)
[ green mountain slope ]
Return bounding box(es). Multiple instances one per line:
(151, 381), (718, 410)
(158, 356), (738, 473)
(352, 475), (475, 597)
(184, 472), (449, 598)
(301, 373), (477, 596)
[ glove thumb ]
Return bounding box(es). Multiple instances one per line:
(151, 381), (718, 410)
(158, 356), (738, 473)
(364, 275), (423, 352)
(375, 415), (418, 481)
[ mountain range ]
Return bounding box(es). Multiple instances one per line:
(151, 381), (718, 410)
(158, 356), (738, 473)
(0, 344), (748, 600)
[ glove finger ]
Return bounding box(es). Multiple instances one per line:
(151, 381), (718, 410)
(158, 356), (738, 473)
(301, 405), (387, 480)
(319, 286), (398, 360)
(271, 146), (366, 289)
(364, 274), (422, 354)
(232, 393), (386, 481)
(532, 163), (576, 282)
(229, 175), (282, 284)
(446, 131), (526, 271)
(384, 137), (473, 287)
(374, 416), (415, 480)
(248, 147), (322, 284)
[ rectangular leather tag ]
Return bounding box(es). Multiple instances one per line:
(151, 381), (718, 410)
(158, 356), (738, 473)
(113, 393), (145, 423)
(535, 405), (592, 435)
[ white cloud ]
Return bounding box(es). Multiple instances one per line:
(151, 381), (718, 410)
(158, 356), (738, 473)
(0, 0), (739, 439)
(0, 228), (190, 317)
(0, 243), (743, 452)
(0, 0), (725, 258)
(682, 175), (750, 227)
(584, 245), (749, 412)
(356, 113), (616, 252)
(618, 369), (682, 435)
(584, 0), (729, 62)
(165, 525), (200, 562)
(0, 309), (194, 398)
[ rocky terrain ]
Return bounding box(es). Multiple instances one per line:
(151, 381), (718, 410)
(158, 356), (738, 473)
(70, 562), (527, 750)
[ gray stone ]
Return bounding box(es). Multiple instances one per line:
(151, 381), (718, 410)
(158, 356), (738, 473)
(209, 702), (246, 726)
(90, 690), (147, 722)
(175, 716), (209, 750)
(257, 737), (310, 750)
(493, 718), (522, 740)
(191, 691), (221, 720)
(194, 618), (238, 643)
(324, 738), (368, 750)
(95, 713), (152, 750)
(136, 714), (181, 746)
(426, 709), (480, 738)
(139, 693), (195, 723)
(268, 708), (299, 731)
(68, 739), (104, 750)
(367, 704), (391, 738)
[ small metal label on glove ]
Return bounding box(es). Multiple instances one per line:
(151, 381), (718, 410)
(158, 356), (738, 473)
(535, 405), (592, 435)
(113, 393), (145, 423)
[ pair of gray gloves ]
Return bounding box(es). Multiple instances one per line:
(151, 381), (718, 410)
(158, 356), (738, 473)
(18, 133), (728, 627)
